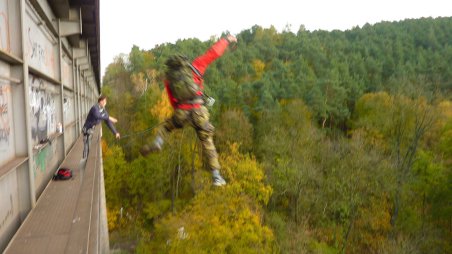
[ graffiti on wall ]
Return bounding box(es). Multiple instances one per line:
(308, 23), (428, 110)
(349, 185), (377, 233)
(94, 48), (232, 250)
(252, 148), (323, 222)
(28, 27), (46, 64)
(33, 136), (58, 191)
(27, 27), (56, 78)
(29, 75), (57, 144)
(0, 61), (14, 163)
(0, 195), (13, 232)
(25, 6), (57, 79)
(0, 172), (18, 235)
(33, 146), (48, 179)
(0, 84), (10, 144)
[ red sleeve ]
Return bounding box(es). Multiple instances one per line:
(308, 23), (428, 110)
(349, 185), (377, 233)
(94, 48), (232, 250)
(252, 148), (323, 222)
(191, 38), (229, 76)
(164, 80), (178, 108)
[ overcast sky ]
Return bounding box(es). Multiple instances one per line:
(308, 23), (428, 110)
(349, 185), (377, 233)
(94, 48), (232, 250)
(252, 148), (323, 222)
(100, 0), (451, 78)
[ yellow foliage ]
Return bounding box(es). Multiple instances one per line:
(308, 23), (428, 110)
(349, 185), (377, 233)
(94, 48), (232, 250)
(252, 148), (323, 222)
(101, 139), (109, 156)
(107, 207), (119, 231)
(131, 72), (146, 94)
(220, 143), (273, 205)
(252, 59), (266, 80)
(433, 100), (452, 130)
(144, 143), (276, 253)
(314, 196), (392, 253)
(254, 25), (280, 43)
(353, 92), (393, 124)
(144, 199), (172, 220)
(352, 92), (437, 153)
(150, 89), (173, 122)
(352, 196), (392, 253)
(423, 100), (452, 148)
(438, 100), (452, 119)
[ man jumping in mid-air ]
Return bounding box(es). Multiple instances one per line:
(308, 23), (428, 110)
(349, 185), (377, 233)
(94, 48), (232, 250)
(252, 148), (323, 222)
(141, 34), (238, 186)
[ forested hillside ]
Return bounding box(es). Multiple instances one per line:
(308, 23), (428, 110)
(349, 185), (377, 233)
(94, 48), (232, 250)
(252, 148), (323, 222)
(101, 17), (451, 253)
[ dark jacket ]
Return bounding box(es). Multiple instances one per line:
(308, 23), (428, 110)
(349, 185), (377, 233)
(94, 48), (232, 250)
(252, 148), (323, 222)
(83, 104), (117, 134)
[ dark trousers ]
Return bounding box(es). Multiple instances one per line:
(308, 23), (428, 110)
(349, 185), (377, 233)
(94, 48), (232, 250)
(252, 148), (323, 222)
(82, 127), (94, 159)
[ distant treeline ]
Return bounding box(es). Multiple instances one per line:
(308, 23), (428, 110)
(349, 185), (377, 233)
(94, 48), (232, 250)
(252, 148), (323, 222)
(102, 17), (452, 253)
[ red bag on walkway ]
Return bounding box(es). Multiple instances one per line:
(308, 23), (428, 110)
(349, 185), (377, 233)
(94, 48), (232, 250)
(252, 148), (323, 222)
(53, 168), (72, 180)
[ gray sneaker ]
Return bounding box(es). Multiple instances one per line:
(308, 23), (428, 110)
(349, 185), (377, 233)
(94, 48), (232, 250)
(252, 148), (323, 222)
(151, 136), (164, 151)
(212, 170), (226, 186)
(140, 136), (164, 157)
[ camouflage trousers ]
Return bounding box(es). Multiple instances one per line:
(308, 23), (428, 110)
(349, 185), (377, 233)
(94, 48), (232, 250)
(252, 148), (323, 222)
(159, 106), (220, 171)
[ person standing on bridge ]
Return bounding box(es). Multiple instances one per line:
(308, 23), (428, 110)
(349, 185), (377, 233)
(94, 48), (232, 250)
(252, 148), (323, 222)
(82, 95), (120, 158)
(140, 34), (238, 187)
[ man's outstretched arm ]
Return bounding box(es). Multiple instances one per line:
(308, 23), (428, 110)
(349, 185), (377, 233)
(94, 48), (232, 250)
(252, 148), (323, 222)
(104, 119), (120, 138)
(191, 34), (237, 75)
